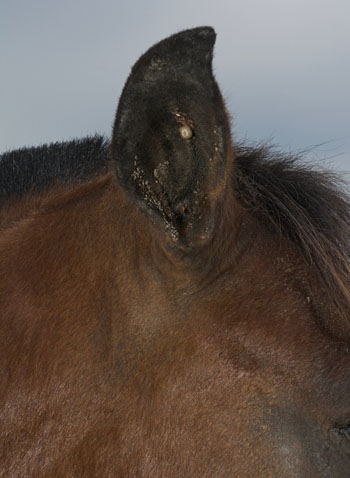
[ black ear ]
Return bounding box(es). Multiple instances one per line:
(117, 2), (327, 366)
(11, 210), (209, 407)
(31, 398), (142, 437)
(111, 27), (232, 248)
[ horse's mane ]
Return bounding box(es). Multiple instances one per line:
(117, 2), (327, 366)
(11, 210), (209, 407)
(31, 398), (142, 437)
(235, 144), (350, 321)
(0, 136), (109, 201)
(1, 136), (349, 319)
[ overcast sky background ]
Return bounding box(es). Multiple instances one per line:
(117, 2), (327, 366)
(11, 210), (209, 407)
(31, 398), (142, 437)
(1, 0), (349, 170)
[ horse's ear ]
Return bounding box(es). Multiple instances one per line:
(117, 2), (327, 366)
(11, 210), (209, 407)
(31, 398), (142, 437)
(111, 27), (233, 248)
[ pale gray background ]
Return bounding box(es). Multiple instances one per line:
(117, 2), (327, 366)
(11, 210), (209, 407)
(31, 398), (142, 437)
(2, 0), (349, 170)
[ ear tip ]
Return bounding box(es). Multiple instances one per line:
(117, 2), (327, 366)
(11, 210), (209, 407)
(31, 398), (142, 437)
(160, 25), (217, 54)
(167, 26), (217, 61)
(179, 26), (217, 42)
(130, 26), (217, 79)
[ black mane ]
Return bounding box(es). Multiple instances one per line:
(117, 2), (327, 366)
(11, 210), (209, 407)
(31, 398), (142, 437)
(235, 144), (350, 320)
(0, 135), (109, 201)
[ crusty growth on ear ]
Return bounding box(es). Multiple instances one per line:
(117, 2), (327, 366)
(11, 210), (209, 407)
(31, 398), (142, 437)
(111, 27), (233, 247)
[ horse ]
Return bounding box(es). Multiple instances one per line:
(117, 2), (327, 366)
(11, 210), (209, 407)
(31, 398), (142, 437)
(1, 26), (349, 477)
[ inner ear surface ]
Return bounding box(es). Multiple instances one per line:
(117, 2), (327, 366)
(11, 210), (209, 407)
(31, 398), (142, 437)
(111, 27), (232, 247)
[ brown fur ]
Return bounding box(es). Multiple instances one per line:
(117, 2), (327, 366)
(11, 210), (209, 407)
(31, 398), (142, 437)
(1, 145), (349, 476)
(1, 26), (350, 477)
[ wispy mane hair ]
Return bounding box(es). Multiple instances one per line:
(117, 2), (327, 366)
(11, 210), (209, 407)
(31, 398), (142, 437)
(235, 144), (350, 322)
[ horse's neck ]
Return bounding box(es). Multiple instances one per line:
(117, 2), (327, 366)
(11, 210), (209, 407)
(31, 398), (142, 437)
(109, 191), (278, 346)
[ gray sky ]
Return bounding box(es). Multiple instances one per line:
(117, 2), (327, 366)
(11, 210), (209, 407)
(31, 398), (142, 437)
(2, 0), (349, 170)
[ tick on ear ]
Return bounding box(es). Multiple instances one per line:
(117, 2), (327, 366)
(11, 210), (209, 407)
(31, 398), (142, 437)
(179, 125), (193, 139)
